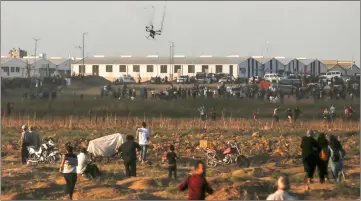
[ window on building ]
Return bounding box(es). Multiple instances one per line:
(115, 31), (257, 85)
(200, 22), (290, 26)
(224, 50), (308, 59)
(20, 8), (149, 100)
(216, 65), (223, 73)
(188, 65), (195, 73)
(161, 65), (167, 73)
(229, 65), (233, 75)
(2, 66), (9, 73)
(119, 65), (126, 72)
(133, 65), (140, 72)
(147, 65), (154, 72)
(11, 67), (15, 72)
(202, 65), (209, 73)
(79, 65), (85, 74)
(174, 65), (181, 73)
(49, 69), (55, 74)
(106, 65), (113, 72)
(16, 67), (20, 72)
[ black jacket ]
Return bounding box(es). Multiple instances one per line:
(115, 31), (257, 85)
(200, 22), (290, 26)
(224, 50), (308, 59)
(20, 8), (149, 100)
(118, 140), (141, 162)
(301, 136), (321, 159)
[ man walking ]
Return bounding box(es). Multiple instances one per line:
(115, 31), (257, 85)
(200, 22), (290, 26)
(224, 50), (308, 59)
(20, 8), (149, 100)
(19, 125), (31, 165)
(136, 122), (150, 164)
(118, 135), (141, 177)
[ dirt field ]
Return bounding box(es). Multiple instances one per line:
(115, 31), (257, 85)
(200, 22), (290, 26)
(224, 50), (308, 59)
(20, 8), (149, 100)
(1, 80), (360, 200)
(1, 117), (360, 200)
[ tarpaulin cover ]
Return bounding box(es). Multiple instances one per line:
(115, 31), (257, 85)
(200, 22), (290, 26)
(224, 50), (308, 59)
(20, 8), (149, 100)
(87, 133), (126, 157)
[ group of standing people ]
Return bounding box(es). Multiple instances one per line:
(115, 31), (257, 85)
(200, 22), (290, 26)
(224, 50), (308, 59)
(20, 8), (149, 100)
(301, 130), (346, 184)
(19, 125), (40, 165)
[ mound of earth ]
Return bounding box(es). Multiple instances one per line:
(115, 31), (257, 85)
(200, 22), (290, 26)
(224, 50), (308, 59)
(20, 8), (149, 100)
(128, 178), (158, 190)
(71, 75), (111, 87)
(206, 186), (240, 200)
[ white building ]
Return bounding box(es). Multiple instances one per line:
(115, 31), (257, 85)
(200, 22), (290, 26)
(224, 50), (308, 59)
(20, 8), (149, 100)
(72, 55), (245, 81)
(70, 55), (359, 80)
(47, 57), (75, 77)
(1, 57), (27, 78)
(21, 55), (57, 77)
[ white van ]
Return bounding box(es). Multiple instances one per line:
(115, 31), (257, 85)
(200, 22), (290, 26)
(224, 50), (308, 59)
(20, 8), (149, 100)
(264, 73), (280, 83)
(325, 71), (342, 80)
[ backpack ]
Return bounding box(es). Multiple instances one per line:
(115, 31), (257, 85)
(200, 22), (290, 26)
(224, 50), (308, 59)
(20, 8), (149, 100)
(320, 147), (330, 161)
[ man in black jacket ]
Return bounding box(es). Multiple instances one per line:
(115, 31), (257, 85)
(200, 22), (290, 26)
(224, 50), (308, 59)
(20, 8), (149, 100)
(118, 135), (141, 177)
(301, 130), (321, 184)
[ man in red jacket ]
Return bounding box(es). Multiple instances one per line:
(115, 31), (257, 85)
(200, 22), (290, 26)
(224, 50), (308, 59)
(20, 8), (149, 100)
(178, 160), (214, 200)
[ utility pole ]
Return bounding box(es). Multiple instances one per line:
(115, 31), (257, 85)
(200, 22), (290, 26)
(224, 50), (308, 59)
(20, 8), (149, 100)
(169, 41), (174, 80)
(82, 32), (88, 74)
(32, 37), (40, 77)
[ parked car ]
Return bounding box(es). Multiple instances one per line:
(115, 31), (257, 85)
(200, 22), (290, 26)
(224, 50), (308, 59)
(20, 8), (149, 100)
(206, 73), (217, 83)
(325, 71), (342, 80)
(219, 76), (233, 83)
(279, 74), (302, 87)
(196, 72), (207, 83)
(115, 75), (136, 84)
(264, 73), (280, 83)
(177, 75), (189, 84)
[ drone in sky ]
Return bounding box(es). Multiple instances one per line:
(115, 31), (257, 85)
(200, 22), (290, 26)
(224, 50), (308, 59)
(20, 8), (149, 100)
(144, 2), (166, 40)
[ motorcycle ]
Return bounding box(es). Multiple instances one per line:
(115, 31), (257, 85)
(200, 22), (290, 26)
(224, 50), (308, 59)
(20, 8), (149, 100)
(205, 142), (249, 168)
(27, 138), (60, 164)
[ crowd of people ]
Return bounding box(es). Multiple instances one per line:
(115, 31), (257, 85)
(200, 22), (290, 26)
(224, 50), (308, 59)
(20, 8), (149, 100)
(16, 119), (351, 200)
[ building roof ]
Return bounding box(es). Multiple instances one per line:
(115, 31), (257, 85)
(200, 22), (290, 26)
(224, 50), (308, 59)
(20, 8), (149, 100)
(252, 57), (272, 64)
(320, 60), (338, 70)
(297, 59), (316, 66)
(275, 58), (294, 65)
(1, 58), (26, 65)
(337, 61), (354, 70)
(47, 58), (77, 65)
(73, 56), (250, 65)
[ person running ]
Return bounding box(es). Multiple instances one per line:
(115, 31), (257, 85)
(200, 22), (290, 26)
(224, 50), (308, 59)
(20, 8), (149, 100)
(323, 108), (331, 124)
(19, 125), (31, 165)
(285, 108), (293, 123)
(328, 135), (346, 182)
(272, 106), (280, 123)
(118, 135), (141, 177)
(301, 130), (321, 184)
(165, 144), (179, 179)
(136, 122), (150, 164)
(316, 133), (330, 183)
(59, 145), (78, 200)
(198, 105), (206, 121)
(178, 160), (214, 200)
(293, 106), (301, 123)
(330, 105), (336, 121)
(266, 176), (295, 200)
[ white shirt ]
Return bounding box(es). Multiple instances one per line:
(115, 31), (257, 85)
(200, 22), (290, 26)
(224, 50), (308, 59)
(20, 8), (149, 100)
(137, 128), (150, 145)
(274, 108), (279, 116)
(266, 190), (295, 200)
(77, 153), (90, 174)
(330, 106), (336, 114)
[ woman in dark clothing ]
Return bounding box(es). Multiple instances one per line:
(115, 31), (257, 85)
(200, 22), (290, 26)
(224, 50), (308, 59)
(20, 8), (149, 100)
(301, 130), (321, 184)
(59, 145), (78, 200)
(316, 133), (329, 183)
(328, 135), (346, 182)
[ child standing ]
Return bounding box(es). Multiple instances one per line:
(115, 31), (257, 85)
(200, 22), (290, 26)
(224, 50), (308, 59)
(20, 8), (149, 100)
(166, 145), (179, 179)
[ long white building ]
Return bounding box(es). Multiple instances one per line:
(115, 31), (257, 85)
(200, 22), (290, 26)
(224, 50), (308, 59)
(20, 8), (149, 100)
(2, 54), (359, 79)
(71, 55), (360, 81)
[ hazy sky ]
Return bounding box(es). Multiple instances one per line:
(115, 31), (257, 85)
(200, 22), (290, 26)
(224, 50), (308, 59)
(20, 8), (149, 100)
(1, 1), (360, 65)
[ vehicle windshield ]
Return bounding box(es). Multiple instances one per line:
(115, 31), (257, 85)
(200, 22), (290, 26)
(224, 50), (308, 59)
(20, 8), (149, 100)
(196, 73), (206, 79)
